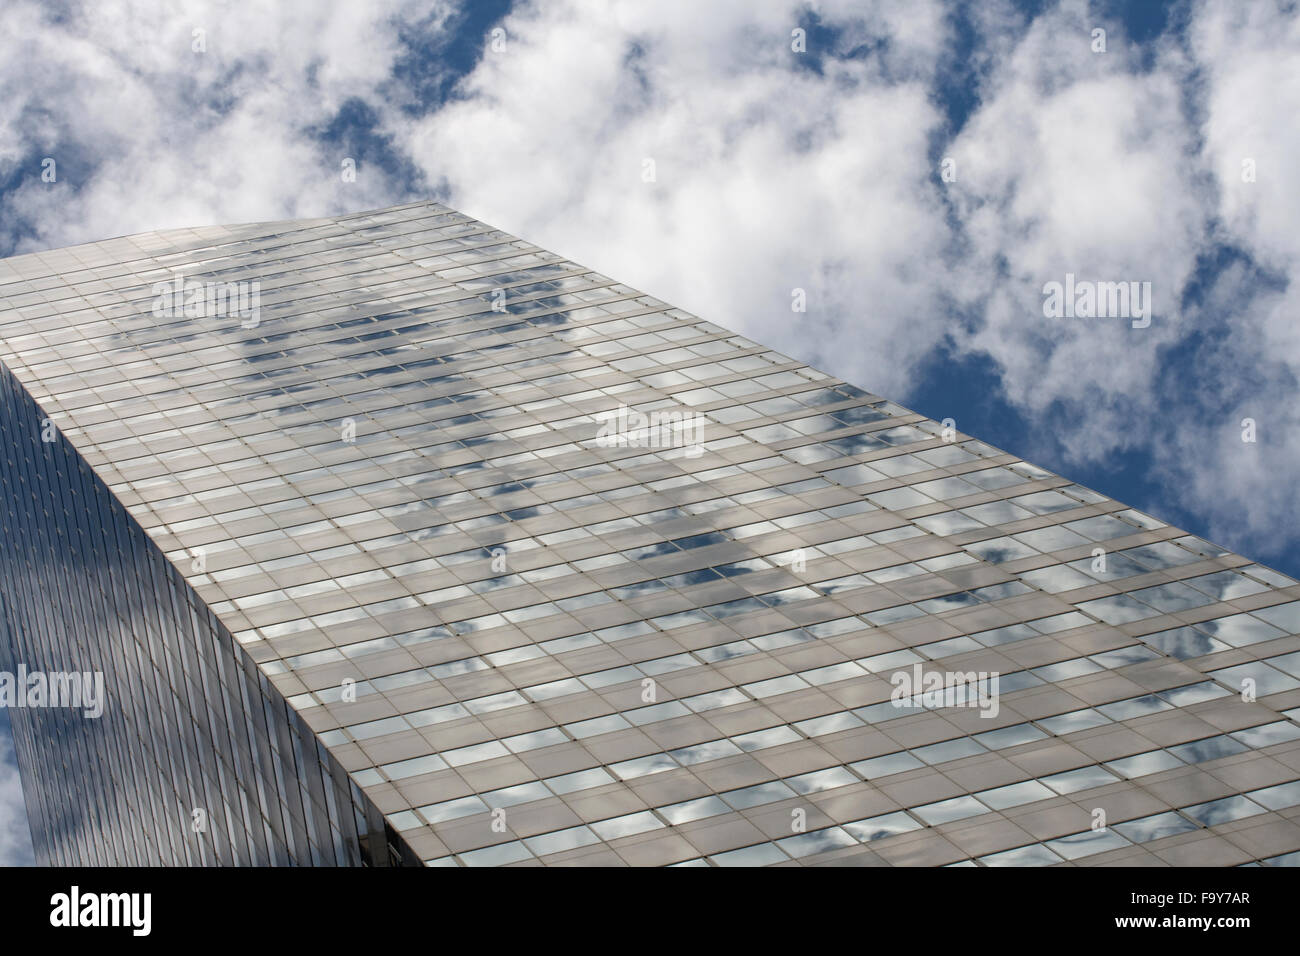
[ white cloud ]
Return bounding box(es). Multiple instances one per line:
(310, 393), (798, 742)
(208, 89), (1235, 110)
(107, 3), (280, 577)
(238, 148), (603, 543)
(0, 0), (448, 245)
(944, 0), (1299, 562)
(0, 0), (1296, 571)
(404, 0), (1300, 565)
(1147, 0), (1300, 552)
(407, 0), (955, 400)
(944, 0), (1210, 460)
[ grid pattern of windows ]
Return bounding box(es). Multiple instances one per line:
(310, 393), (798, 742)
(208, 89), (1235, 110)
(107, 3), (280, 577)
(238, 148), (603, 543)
(1, 199), (1298, 866)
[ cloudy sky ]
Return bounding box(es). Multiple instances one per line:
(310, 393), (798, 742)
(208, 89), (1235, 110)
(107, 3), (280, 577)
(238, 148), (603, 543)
(0, 0), (1296, 863)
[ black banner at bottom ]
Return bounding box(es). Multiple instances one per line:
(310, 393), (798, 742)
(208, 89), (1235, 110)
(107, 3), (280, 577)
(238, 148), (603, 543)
(6, 864), (1273, 944)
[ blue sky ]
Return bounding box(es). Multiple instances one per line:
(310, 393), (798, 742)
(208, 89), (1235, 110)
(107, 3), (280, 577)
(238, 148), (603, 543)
(0, 0), (1296, 863)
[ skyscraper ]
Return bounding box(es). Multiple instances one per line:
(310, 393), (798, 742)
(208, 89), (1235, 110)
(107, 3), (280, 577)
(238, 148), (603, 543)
(2, 200), (1298, 867)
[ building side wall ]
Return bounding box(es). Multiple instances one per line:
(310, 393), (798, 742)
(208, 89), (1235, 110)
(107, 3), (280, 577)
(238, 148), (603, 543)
(0, 360), (414, 866)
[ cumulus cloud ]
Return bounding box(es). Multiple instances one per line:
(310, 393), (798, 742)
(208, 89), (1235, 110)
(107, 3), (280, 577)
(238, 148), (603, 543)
(0, 0), (1296, 558)
(1155, 0), (1300, 551)
(937, 0), (1300, 558)
(406, 0), (1299, 566)
(0, 0), (446, 248)
(405, 0), (956, 401)
(946, 0), (1210, 457)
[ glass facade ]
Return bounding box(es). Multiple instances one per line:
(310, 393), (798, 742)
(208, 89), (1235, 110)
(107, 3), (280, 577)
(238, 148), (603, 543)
(0, 361), (416, 866)
(0, 199), (1298, 866)
(0, 335), (416, 868)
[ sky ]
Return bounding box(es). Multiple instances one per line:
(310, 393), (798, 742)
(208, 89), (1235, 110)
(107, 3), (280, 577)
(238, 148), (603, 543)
(0, 0), (1296, 864)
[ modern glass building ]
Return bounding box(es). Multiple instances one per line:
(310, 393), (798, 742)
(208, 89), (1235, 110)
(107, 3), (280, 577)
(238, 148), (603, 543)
(1, 200), (1298, 867)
